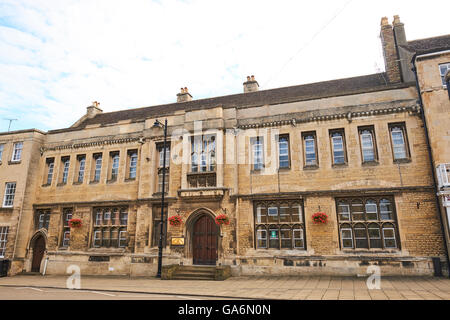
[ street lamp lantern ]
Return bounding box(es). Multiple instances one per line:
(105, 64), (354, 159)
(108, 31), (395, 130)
(154, 118), (168, 278)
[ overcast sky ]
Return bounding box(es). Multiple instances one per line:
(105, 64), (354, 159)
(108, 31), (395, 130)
(0, 0), (449, 132)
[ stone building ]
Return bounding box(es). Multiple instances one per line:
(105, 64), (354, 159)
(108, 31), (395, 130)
(1, 16), (450, 277)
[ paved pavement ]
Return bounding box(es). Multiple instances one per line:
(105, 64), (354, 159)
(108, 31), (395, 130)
(0, 274), (449, 300)
(0, 286), (227, 300)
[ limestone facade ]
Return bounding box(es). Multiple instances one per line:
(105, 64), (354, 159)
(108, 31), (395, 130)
(1, 16), (449, 277)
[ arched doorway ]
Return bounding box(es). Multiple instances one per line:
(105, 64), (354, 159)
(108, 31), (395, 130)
(193, 215), (218, 265)
(31, 235), (46, 272)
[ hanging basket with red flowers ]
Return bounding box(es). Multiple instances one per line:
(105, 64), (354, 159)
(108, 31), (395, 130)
(68, 218), (82, 228)
(215, 214), (230, 225)
(168, 215), (183, 226)
(312, 212), (328, 224)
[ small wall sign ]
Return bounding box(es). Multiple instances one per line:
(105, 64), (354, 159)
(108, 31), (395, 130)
(171, 237), (185, 246)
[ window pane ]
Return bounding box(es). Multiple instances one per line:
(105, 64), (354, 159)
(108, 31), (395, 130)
(354, 227), (368, 248)
(361, 131), (375, 162)
(279, 137), (289, 168)
(365, 200), (378, 220)
(268, 227), (279, 249)
(351, 200), (364, 221)
(293, 228), (304, 249)
(391, 128), (407, 159)
(267, 206), (278, 223)
(257, 228), (267, 248)
(280, 227), (292, 249)
(279, 205), (289, 222)
(256, 205), (267, 223)
(290, 204), (302, 222)
(380, 199), (393, 220)
(338, 202), (350, 221)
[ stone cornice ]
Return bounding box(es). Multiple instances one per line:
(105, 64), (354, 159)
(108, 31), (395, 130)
(40, 136), (144, 154)
(237, 104), (421, 130)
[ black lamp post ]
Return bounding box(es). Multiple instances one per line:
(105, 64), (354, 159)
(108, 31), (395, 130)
(153, 118), (168, 278)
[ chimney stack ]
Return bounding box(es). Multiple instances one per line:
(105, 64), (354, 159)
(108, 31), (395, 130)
(243, 75), (259, 93)
(177, 87), (192, 103)
(380, 16), (401, 83)
(86, 101), (103, 118)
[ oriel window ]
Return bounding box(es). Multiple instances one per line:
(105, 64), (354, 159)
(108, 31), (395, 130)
(191, 135), (215, 172)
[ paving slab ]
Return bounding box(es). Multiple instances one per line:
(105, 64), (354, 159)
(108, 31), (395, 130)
(0, 274), (449, 300)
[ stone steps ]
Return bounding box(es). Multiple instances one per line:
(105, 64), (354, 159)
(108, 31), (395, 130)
(170, 265), (216, 281)
(162, 264), (232, 281)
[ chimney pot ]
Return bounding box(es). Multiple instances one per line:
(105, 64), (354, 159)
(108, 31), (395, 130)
(177, 86), (192, 102)
(243, 75), (259, 93)
(393, 15), (401, 25)
(381, 17), (389, 26)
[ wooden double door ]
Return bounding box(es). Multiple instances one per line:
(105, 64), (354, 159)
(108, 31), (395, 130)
(193, 215), (218, 265)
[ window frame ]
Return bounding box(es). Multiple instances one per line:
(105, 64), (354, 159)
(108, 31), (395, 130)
(439, 62), (450, 87)
(2, 182), (16, 208)
(388, 123), (410, 162)
(250, 136), (264, 171)
(35, 209), (51, 230)
(60, 156), (70, 185)
(277, 134), (291, 169)
(0, 226), (9, 258)
(0, 144), (4, 162)
(75, 155), (86, 184)
(109, 151), (120, 181)
(152, 205), (168, 247)
(336, 196), (400, 251)
(91, 207), (128, 248)
(329, 129), (347, 166)
(302, 131), (318, 167)
(358, 126), (378, 163)
(11, 142), (23, 162)
(127, 149), (138, 180)
(190, 135), (215, 173)
(61, 208), (73, 247)
(156, 143), (171, 193)
(254, 200), (306, 250)
(91, 153), (103, 183)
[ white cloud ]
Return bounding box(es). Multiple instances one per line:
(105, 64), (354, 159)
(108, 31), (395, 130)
(0, 0), (449, 131)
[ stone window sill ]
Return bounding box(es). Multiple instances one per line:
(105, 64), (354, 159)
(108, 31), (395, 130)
(332, 163), (348, 169)
(89, 180), (100, 185)
(72, 181), (83, 185)
(106, 178), (117, 184)
(124, 178), (136, 182)
(41, 183), (51, 187)
(342, 249), (400, 254)
(56, 182), (67, 187)
(8, 160), (21, 165)
(303, 165), (319, 170)
(393, 158), (412, 164)
(362, 160), (379, 167)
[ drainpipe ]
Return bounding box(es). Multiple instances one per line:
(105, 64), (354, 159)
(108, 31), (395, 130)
(411, 55), (450, 278)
